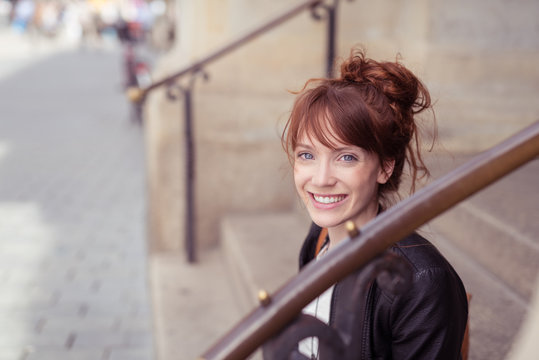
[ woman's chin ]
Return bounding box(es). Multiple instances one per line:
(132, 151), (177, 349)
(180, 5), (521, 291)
(309, 216), (345, 230)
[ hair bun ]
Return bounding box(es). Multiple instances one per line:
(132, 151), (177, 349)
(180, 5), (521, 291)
(339, 49), (430, 115)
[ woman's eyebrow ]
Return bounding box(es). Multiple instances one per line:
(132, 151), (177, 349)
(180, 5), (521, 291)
(295, 143), (313, 150)
(334, 146), (360, 152)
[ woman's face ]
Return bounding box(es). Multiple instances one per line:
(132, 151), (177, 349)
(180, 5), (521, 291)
(293, 131), (391, 238)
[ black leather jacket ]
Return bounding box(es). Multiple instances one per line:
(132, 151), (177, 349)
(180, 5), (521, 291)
(299, 223), (469, 360)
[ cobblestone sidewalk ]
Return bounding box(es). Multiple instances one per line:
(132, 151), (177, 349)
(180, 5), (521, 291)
(0, 37), (154, 360)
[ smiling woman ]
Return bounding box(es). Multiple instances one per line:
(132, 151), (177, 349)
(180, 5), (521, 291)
(269, 48), (469, 359)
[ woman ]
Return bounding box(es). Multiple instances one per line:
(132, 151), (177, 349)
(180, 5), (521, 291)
(277, 49), (468, 359)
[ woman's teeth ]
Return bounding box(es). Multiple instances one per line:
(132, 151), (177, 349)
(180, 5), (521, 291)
(313, 194), (345, 204)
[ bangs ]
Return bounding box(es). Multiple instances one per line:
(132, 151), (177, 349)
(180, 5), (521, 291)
(297, 101), (343, 150)
(288, 83), (379, 153)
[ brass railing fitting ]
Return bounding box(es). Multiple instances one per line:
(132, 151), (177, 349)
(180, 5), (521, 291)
(346, 220), (359, 238)
(258, 290), (272, 306)
(126, 87), (145, 103)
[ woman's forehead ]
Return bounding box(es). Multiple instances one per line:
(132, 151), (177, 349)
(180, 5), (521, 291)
(296, 127), (351, 149)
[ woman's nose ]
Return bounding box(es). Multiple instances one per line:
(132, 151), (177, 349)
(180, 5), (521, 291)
(311, 161), (336, 187)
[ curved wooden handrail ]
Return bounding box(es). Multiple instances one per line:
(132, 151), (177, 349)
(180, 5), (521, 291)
(199, 120), (539, 360)
(127, 0), (327, 103)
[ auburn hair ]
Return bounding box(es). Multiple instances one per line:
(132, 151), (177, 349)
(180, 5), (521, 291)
(282, 48), (436, 205)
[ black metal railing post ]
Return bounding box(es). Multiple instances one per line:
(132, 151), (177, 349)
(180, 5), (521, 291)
(326, 1), (337, 77)
(322, 0), (356, 77)
(311, 0), (339, 78)
(166, 70), (208, 263)
(183, 87), (196, 263)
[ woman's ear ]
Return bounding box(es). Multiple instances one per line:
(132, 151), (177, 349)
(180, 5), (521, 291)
(377, 159), (395, 184)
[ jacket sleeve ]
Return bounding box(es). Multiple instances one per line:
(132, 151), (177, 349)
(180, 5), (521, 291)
(387, 267), (468, 360)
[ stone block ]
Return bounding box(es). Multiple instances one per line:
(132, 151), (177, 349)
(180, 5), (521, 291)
(221, 212), (308, 310)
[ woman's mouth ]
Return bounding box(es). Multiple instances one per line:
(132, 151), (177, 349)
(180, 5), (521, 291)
(311, 193), (347, 205)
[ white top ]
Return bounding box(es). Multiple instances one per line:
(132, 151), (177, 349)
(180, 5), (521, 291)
(298, 242), (334, 359)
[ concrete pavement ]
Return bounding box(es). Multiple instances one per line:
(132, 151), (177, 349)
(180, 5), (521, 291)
(0, 29), (154, 359)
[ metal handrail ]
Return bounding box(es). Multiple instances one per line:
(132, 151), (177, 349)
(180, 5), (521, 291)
(199, 120), (539, 360)
(127, 0), (339, 103)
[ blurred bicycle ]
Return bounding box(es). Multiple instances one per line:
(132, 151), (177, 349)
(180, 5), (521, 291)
(117, 19), (152, 125)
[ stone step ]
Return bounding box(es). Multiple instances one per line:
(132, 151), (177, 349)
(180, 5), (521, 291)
(431, 93), (538, 153)
(424, 153), (539, 302)
(221, 212), (309, 311)
(149, 250), (245, 360)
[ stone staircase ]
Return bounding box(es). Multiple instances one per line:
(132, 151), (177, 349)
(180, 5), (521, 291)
(219, 150), (538, 360)
(423, 153), (538, 360)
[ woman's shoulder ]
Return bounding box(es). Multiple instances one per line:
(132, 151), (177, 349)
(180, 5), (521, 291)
(391, 232), (454, 275)
(384, 233), (467, 308)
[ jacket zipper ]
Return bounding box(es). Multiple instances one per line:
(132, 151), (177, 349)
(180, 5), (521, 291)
(360, 282), (375, 360)
(328, 281), (340, 326)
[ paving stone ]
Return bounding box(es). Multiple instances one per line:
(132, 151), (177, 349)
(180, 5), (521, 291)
(71, 330), (128, 349)
(39, 317), (120, 333)
(0, 297), (54, 311)
(124, 330), (155, 347)
(24, 347), (106, 360)
(0, 348), (25, 360)
(0, 329), (70, 348)
(108, 347), (155, 360)
(0, 315), (43, 333)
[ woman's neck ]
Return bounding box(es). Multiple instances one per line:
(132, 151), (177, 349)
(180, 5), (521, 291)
(327, 203), (380, 249)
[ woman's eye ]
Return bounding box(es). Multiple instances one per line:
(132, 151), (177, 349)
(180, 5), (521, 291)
(340, 154), (357, 162)
(298, 152), (314, 160)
